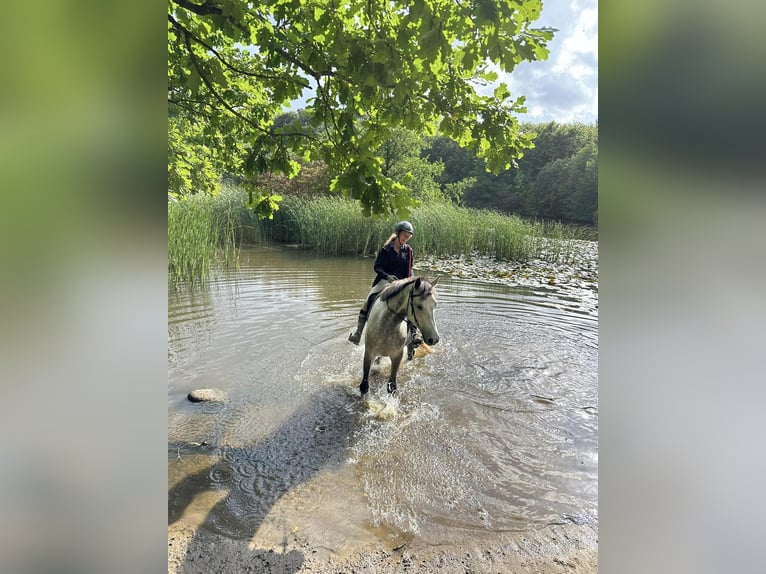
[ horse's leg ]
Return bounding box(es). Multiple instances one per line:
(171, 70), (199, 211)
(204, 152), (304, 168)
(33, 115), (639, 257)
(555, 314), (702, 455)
(360, 348), (373, 395)
(387, 349), (404, 394)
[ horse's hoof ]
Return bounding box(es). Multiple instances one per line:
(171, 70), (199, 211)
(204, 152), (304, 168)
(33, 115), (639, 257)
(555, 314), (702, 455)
(387, 381), (397, 394)
(359, 381), (369, 395)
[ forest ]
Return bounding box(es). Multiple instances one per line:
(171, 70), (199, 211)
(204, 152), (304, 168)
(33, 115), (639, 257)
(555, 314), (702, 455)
(259, 112), (598, 225)
(260, 110), (598, 225)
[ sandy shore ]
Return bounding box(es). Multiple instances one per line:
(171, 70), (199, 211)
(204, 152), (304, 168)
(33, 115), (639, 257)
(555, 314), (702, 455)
(168, 521), (598, 573)
(169, 241), (599, 573)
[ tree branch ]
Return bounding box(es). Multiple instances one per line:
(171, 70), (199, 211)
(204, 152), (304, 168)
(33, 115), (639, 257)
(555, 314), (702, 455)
(169, 0), (221, 16)
(170, 0), (250, 36)
(169, 15), (310, 90)
(182, 31), (271, 136)
(177, 31), (321, 145)
(168, 98), (218, 120)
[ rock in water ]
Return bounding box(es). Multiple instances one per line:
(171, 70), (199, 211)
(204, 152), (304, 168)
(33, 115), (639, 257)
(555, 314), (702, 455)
(188, 388), (226, 402)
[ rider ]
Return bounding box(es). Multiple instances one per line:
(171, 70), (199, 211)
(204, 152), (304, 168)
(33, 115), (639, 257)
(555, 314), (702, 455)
(348, 221), (424, 356)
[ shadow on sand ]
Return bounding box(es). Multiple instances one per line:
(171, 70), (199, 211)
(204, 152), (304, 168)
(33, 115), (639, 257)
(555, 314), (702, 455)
(169, 385), (361, 573)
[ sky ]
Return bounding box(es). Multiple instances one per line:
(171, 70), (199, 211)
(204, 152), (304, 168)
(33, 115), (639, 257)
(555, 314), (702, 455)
(502, 0), (598, 124)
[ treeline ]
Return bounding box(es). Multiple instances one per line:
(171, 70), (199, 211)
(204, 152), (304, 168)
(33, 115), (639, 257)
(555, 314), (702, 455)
(260, 112), (597, 225)
(428, 122), (598, 225)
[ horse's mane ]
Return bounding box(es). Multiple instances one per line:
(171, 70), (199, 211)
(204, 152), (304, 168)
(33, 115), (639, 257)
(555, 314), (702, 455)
(379, 276), (433, 302)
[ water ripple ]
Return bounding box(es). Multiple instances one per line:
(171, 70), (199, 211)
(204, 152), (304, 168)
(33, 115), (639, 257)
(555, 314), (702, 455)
(168, 246), (598, 545)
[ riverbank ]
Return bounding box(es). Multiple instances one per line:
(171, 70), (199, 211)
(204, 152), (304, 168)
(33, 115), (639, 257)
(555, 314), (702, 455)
(168, 521), (598, 573)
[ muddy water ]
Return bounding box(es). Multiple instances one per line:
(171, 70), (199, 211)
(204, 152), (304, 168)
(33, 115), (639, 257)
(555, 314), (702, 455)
(168, 245), (597, 556)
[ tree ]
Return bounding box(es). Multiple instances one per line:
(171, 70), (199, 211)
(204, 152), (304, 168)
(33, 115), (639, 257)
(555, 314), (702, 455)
(442, 176), (476, 206)
(473, 122), (597, 220)
(564, 141), (598, 223)
(168, 0), (555, 217)
(423, 136), (484, 184)
(532, 157), (570, 219)
(378, 128), (444, 201)
(510, 122), (593, 188)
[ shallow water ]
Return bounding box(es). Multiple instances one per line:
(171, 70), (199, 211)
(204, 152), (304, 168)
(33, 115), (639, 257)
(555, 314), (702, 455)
(168, 245), (597, 553)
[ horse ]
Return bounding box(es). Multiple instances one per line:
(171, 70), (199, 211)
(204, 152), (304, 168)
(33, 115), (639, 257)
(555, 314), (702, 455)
(360, 276), (440, 395)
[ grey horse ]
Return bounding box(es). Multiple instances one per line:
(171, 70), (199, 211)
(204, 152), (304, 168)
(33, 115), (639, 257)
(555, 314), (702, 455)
(360, 276), (440, 395)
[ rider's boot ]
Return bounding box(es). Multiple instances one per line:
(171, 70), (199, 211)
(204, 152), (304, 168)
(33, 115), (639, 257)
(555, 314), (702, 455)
(348, 312), (367, 345)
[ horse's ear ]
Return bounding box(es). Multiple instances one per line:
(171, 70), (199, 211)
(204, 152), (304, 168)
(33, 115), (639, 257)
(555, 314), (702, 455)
(414, 277), (422, 289)
(430, 275), (440, 287)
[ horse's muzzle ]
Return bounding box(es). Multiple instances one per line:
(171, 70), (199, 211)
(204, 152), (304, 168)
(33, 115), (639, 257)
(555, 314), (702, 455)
(426, 335), (439, 345)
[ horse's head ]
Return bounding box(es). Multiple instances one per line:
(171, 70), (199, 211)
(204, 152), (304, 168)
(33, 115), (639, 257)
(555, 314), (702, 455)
(410, 276), (440, 346)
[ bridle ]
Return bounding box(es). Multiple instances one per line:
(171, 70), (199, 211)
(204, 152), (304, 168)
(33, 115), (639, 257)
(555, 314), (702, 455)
(386, 282), (427, 330)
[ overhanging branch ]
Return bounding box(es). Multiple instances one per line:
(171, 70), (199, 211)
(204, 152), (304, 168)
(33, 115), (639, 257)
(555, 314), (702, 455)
(169, 14), (310, 90)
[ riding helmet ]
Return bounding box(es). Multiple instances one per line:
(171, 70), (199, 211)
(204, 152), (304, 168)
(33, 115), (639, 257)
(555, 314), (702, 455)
(395, 221), (414, 235)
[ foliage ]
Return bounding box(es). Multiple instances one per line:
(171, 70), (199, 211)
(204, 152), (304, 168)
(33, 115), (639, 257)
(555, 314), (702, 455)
(424, 135), (485, 184)
(168, 0), (555, 217)
(563, 141), (598, 222)
(254, 121), (598, 223)
(524, 123), (598, 222)
(459, 121), (598, 223)
(515, 122), (596, 180)
(255, 160), (332, 198)
(377, 128), (444, 202)
(442, 176), (476, 206)
(533, 157), (570, 218)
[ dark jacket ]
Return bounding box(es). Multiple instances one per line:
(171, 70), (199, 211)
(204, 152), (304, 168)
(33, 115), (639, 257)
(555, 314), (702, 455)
(372, 241), (413, 286)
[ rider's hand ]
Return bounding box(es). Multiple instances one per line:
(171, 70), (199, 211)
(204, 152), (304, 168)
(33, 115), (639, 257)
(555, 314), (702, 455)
(387, 275), (397, 282)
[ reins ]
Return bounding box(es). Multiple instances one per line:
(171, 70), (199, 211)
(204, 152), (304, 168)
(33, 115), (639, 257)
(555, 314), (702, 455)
(385, 282), (424, 330)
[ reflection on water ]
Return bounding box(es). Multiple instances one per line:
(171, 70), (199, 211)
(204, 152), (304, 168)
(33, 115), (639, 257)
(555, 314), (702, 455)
(168, 244), (597, 553)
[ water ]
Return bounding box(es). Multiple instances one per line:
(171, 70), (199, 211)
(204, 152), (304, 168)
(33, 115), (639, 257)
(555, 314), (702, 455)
(168, 244), (597, 555)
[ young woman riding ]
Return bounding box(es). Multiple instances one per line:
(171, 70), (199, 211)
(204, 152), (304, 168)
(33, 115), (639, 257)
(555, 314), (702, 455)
(348, 221), (423, 356)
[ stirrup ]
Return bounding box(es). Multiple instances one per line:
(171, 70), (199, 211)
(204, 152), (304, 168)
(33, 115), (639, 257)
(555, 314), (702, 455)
(348, 331), (361, 345)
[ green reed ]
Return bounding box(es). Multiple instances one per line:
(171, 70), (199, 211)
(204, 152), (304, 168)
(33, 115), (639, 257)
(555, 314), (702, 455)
(168, 184), (268, 281)
(267, 197), (589, 265)
(271, 196), (392, 255)
(168, 189), (591, 281)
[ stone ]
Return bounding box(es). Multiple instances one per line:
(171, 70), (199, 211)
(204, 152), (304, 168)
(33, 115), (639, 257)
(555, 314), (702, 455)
(187, 388), (226, 402)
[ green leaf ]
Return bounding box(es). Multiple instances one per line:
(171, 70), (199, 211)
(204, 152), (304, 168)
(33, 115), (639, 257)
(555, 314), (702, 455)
(168, 0), (556, 218)
(493, 82), (510, 100)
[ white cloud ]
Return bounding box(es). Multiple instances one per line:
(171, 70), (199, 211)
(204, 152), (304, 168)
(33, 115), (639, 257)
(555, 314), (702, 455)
(504, 0), (599, 124)
(553, 6), (598, 78)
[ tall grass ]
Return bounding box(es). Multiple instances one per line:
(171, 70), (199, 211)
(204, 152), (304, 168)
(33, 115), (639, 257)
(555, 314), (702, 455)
(412, 203), (537, 260)
(168, 184), (268, 281)
(168, 189), (592, 281)
(266, 196), (589, 265)
(271, 196), (391, 255)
